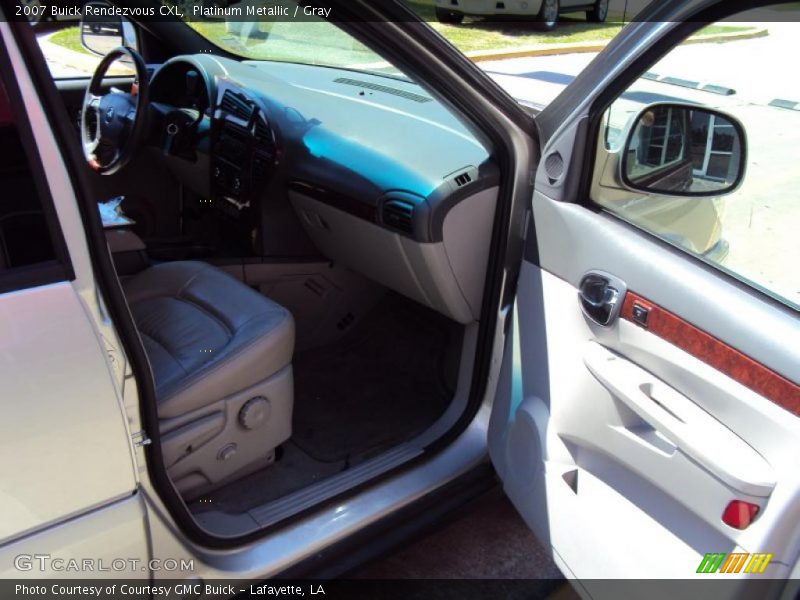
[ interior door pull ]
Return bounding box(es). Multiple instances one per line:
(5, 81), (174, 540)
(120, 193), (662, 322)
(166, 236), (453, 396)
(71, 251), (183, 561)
(583, 342), (775, 497)
(579, 272), (626, 326)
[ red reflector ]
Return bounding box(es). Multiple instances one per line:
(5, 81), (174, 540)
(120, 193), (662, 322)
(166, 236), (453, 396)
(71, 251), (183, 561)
(722, 500), (760, 529)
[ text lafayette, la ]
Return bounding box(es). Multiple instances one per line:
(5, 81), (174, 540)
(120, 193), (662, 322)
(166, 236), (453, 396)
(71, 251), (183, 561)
(16, 583), (325, 597)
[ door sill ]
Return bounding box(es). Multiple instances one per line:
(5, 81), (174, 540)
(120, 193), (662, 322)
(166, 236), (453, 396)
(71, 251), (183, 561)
(192, 444), (423, 537)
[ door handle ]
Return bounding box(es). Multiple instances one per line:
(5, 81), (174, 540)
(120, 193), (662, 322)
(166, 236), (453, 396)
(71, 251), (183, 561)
(579, 272), (626, 326)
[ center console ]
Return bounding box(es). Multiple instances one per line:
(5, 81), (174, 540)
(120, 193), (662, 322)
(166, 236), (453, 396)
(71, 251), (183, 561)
(211, 82), (279, 218)
(104, 228), (148, 277)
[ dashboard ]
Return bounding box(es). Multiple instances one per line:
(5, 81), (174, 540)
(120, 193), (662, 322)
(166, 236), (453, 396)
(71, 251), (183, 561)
(147, 54), (499, 324)
(150, 57), (279, 218)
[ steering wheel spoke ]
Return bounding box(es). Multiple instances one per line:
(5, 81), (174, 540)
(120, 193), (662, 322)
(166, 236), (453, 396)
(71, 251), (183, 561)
(109, 148), (122, 167)
(84, 136), (100, 155)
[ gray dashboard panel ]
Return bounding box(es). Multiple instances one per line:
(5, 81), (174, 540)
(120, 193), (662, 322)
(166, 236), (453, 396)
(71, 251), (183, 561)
(165, 55), (495, 235)
(150, 54), (500, 323)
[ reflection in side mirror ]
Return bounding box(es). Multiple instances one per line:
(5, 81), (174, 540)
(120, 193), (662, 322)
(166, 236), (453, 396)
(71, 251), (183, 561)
(81, 1), (136, 56)
(622, 104), (746, 197)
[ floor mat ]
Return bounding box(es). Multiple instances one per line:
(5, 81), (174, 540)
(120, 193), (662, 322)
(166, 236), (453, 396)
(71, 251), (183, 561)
(291, 294), (458, 463)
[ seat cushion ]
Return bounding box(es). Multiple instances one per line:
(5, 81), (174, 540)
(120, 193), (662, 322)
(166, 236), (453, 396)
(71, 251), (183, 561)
(123, 261), (294, 419)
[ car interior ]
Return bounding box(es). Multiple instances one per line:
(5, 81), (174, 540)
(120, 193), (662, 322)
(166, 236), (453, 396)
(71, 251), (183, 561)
(35, 16), (503, 536)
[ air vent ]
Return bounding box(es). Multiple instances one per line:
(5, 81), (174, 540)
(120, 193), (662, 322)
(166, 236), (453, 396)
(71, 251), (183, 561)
(220, 89), (253, 121)
(446, 166), (478, 191)
(253, 119), (273, 149)
(333, 78), (432, 104)
(453, 172), (472, 187)
(382, 199), (415, 234)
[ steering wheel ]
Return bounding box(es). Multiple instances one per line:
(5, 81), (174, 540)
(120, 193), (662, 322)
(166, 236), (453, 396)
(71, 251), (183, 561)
(81, 46), (150, 175)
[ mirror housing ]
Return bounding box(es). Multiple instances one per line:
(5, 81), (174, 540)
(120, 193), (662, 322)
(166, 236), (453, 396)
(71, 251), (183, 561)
(81, 1), (137, 56)
(620, 103), (747, 197)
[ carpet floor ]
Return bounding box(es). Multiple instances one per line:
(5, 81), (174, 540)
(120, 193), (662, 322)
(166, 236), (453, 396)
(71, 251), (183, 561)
(291, 294), (459, 463)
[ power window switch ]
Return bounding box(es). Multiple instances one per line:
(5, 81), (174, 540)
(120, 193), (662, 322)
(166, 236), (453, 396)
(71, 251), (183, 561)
(631, 304), (649, 327)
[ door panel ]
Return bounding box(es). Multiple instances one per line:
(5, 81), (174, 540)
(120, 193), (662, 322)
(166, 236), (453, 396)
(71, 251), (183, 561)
(582, 342), (775, 499)
(0, 282), (139, 544)
(0, 495), (149, 578)
(490, 188), (800, 581)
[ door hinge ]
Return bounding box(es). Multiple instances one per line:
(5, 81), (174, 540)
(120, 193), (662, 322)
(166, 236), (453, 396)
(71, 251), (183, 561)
(131, 430), (152, 448)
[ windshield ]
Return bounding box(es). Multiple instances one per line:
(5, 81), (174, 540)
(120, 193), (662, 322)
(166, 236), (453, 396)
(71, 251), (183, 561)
(187, 3), (403, 78)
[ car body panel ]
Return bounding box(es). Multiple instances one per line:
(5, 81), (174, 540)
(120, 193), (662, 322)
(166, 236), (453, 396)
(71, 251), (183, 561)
(434, 0), (595, 18)
(0, 281), (137, 545)
(0, 495), (150, 578)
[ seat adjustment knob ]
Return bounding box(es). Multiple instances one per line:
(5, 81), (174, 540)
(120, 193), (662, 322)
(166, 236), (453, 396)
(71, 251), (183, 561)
(238, 396), (271, 430)
(217, 443), (237, 462)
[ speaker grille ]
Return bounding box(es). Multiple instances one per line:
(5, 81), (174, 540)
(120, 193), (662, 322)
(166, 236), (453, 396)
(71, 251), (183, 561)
(544, 152), (564, 182)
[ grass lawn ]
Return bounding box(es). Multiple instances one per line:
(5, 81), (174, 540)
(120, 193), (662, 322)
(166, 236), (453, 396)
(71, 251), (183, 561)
(408, 0), (623, 50)
(49, 26), (90, 54)
(405, 0), (753, 52)
(187, 19), (755, 65)
(431, 19), (625, 51)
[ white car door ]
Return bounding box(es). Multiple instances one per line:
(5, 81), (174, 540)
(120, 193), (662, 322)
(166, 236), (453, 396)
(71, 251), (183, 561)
(0, 16), (149, 578)
(489, 0), (800, 592)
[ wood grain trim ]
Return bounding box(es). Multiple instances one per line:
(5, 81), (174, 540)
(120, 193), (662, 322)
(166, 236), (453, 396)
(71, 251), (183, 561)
(621, 292), (800, 417)
(288, 180), (377, 223)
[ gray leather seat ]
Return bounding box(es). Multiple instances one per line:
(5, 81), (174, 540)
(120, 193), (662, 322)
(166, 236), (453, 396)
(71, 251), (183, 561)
(123, 261), (295, 499)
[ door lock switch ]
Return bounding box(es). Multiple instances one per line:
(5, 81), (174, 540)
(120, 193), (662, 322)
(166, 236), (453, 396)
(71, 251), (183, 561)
(631, 303), (650, 327)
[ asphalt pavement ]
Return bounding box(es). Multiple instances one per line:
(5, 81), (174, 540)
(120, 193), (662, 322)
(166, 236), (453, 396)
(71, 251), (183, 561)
(350, 488), (569, 583)
(481, 22), (800, 109)
(482, 23), (800, 308)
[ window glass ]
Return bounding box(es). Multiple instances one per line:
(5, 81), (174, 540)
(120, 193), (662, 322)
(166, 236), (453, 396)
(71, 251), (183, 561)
(30, 17), (136, 79)
(594, 4), (800, 310)
(0, 79), (58, 272)
(188, 2), (402, 79)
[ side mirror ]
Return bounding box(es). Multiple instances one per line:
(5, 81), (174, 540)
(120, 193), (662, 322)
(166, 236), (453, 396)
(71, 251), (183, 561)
(621, 103), (746, 197)
(81, 1), (138, 56)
